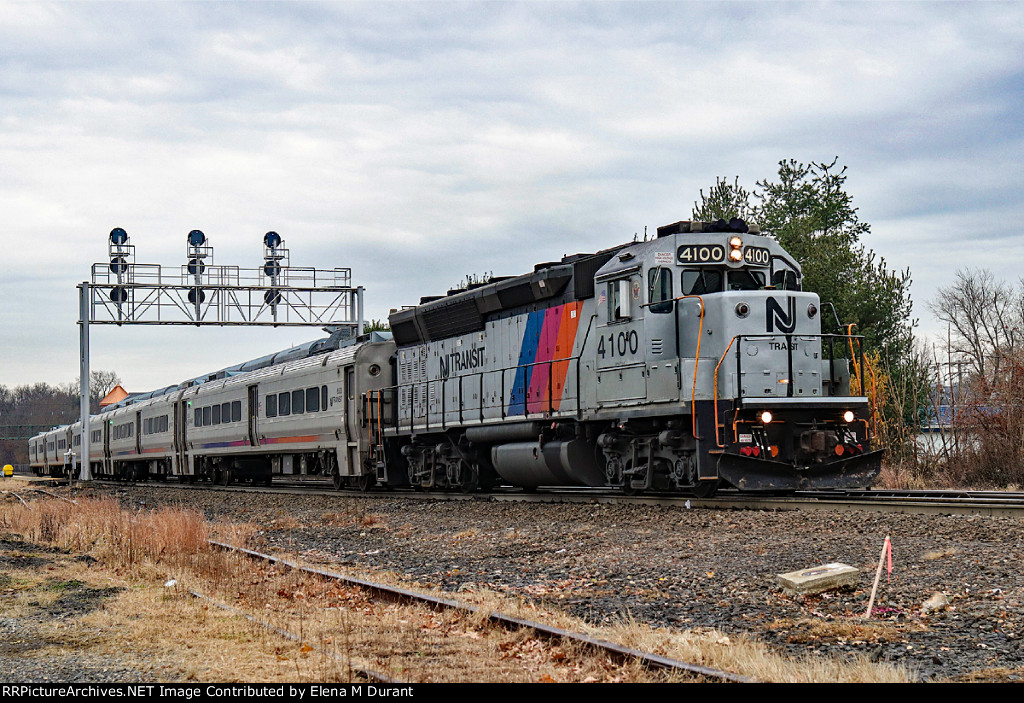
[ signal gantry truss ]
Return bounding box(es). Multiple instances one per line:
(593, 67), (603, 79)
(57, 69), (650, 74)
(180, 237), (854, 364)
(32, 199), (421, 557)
(75, 228), (365, 481)
(91, 228), (362, 330)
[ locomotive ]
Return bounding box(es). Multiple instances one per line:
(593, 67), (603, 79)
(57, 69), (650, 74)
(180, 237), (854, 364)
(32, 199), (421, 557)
(30, 218), (881, 495)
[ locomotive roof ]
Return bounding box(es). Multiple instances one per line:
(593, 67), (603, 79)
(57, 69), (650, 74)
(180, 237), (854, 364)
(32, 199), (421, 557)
(388, 244), (627, 346)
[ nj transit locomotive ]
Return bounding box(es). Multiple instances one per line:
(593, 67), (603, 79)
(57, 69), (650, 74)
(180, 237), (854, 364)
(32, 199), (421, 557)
(31, 218), (881, 495)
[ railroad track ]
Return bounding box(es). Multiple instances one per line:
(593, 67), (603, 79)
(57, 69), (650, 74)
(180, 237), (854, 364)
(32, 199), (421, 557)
(209, 540), (750, 683)
(82, 478), (1024, 517)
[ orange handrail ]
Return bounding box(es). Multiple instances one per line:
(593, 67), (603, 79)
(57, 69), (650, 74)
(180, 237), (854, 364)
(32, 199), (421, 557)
(712, 336), (741, 447)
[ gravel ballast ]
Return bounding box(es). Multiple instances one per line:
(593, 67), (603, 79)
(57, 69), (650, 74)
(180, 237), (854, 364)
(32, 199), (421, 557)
(50, 485), (1024, 681)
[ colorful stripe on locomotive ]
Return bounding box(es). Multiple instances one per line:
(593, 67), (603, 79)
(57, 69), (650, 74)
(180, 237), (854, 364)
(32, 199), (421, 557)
(508, 301), (584, 415)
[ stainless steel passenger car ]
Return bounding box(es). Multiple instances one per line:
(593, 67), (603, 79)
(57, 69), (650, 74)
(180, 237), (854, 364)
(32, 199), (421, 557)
(51, 337), (395, 487)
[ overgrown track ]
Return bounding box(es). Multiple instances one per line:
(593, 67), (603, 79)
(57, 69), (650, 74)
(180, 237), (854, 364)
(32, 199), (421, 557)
(210, 540), (751, 683)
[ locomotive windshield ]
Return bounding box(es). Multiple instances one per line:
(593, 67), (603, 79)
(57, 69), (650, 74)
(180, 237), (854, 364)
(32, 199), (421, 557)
(728, 270), (766, 291)
(682, 268), (799, 295)
(682, 269), (723, 296)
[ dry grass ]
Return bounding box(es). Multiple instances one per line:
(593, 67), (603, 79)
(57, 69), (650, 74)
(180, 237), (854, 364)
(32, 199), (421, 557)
(877, 462), (930, 490)
(0, 493), (914, 683)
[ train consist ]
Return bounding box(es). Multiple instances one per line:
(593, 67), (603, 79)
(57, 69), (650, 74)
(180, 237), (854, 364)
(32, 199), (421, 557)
(31, 218), (881, 495)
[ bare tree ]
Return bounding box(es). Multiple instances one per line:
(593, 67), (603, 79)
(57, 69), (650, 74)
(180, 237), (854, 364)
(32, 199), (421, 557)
(928, 269), (1024, 485)
(928, 268), (1023, 378)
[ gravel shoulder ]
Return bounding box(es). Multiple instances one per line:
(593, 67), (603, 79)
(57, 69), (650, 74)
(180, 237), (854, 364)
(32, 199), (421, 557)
(83, 483), (1024, 683)
(7, 482), (1024, 682)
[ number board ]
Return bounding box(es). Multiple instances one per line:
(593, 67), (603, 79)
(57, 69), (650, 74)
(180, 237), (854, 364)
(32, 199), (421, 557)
(743, 246), (771, 266)
(677, 244), (725, 264)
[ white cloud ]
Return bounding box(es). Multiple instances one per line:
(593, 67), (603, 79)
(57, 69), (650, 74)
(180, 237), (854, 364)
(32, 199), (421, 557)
(0, 1), (1022, 388)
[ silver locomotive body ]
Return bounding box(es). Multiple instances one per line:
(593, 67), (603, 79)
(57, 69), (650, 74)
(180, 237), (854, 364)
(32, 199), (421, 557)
(380, 219), (880, 494)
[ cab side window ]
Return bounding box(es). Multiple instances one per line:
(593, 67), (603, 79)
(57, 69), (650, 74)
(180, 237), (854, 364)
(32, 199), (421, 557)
(607, 279), (632, 322)
(647, 267), (673, 313)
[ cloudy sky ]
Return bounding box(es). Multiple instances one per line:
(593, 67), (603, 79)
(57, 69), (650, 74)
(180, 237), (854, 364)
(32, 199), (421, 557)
(1, 1), (1022, 392)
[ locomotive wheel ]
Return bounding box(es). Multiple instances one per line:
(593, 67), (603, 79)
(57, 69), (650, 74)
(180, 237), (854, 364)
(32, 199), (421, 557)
(459, 465), (480, 494)
(356, 473), (375, 492)
(692, 479), (720, 498)
(332, 472), (343, 490)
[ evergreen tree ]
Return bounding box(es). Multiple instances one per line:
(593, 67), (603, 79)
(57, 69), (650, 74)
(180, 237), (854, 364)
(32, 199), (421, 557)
(693, 158), (914, 364)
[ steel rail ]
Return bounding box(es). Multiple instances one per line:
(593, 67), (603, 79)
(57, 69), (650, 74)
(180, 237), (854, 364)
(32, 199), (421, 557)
(209, 540), (750, 683)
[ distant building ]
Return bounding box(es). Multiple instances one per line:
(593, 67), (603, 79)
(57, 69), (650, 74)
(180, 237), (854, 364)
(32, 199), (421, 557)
(99, 385), (129, 408)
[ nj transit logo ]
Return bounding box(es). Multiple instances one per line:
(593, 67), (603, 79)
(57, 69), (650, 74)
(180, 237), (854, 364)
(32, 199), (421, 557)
(766, 297), (796, 334)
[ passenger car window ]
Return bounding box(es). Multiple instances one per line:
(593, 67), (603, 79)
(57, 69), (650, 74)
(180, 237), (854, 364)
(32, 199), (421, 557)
(266, 395), (277, 418)
(292, 389), (305, 414)
(306, 387), (319, 412)
(231, 401), (242, 423)
(279, 392), (291, 416)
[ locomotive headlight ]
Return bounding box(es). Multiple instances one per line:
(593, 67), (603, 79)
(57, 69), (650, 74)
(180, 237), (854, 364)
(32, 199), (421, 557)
(728, 236), (743, 261)
(760, 411), (773, 424)
(843, 410), (855, 423)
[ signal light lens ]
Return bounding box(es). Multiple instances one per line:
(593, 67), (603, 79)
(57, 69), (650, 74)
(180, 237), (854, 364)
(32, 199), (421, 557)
(760, 411), (773, 424)
(188, 229), (206, 247)
(843, 410), (855, 423)
(264, 231), (282, 248)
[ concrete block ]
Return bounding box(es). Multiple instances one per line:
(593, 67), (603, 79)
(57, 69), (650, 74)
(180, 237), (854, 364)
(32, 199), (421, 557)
(777, 563), (859, 595)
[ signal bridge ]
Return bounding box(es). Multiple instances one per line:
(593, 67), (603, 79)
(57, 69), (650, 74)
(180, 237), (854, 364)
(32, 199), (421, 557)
(76, 228), (364, 481)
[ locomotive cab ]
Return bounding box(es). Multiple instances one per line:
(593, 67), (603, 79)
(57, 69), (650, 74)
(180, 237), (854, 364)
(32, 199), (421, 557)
(626, 219), (881, 492)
